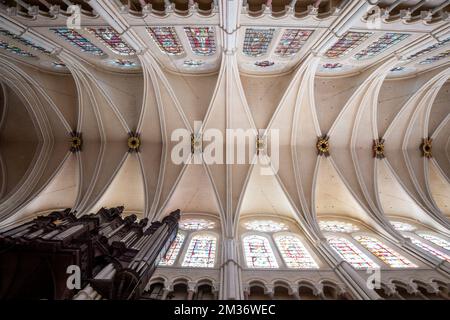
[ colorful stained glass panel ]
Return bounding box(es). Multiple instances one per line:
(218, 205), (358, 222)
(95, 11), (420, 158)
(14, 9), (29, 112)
(327, 236), (378, 269)
(418, 50), (450, 64)
(390, 221), (416, 231)
(243, 28), (275, 57)
(243, 235), (279, 268)
(390, 66), (405, 72)
(87, 27), (134, 55)
(254, 60), (274, 67)
(244, 220), (288, 233)
(184, 59), (204, 67)
(406, 37), (450, 61)
(179, 219), (215, 231)
(325, 31), (372, 58)
(181, 234), (216, 268)
(319, 220), (359, 233)
(406, 235), (450, 262)
(274, 235), (318, 268)
(274, 29), (313, 57)
(354, 33), (409, 60)
(322, 63), (343, 69)
(0, 28), (51, 54)
(416, 233), (450, 250)
(51, 28), (104, 56)
(0, 40), (35, 57)
(111, 59), (137, 67)
(184, 27), (216, 56)
(159, 233), (185, 266)
(147, 27), (184, 55)
(354, 235), (417, 268)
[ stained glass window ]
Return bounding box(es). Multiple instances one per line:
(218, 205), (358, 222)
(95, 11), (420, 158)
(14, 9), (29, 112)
(416, 233), (450, 251)
(390, 66), (404, 72)
(390, 221), (416, 231)
(179, 219), (215, 231)
(184, 59), (204, 67)
(87, 27), (134, 55)
(0, 28), (51, 54)
(353, 235), (417, 268)
(147, 27), (184, 55)
(244, 220), (288, 233)
(354, 33), (409, 60)
(243, 235), (279, 268)
(159, 232), (185, 266)
(254, 60), (274, 67)
(184, 27), (216, 56)
(406, 37), (450, 61)
(53, 62), (66, 68)
(0, 40), (35, 57)
(274, 29), (313, 57)
(322, 63), (343, 69)
(50, 28), (104, 56)
(111, 59), (137, 67)
(418, 50), (450, 65)
(274, 235), (318, 268)
(325, 31), (372, 58)
(243, 28), (275, 57)
(405, 235), (450, 262)
(181, 234), (216, 268)
(327, 236), (378, 269)
(319, 220), (359, 233)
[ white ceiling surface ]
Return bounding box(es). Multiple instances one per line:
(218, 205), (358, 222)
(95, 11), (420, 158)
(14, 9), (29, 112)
(0, 0), (448, 237)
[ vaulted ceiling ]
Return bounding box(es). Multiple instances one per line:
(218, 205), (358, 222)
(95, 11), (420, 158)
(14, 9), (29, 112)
(0, 0), (449, 242)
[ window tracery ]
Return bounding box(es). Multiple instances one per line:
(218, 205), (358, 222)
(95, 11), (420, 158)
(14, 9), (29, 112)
(243, 28), (275, 57)
(354, 33), (409, 60)
(243, 235), (279, 268)
(353, 235), (417, 268)
(179, 219), (215, 231)
(159, 232), (185, 266)
(325, 31), (372, 58)
(416, 233), (450, 251)
(181, 234), (217, 268)
(147, 27), (184, 55)
(274, 29), (312, 57)
(87, 27), (134, 55)
(274, 235), (318, 268)
(327, 236), (378, 269)
(244, 220), (288, 233)
(184, 27), (216, 56)
(50, 28), (104, 56)
(319, 221), (359, 233)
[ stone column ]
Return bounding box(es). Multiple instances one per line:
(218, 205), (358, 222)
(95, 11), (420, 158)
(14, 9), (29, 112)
(220, 237), (244, 299)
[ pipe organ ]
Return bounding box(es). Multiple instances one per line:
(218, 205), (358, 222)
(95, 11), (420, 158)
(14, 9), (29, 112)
(0, 207), (180, 300)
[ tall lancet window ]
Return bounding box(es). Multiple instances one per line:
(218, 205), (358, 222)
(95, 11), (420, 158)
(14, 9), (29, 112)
(327, 236), (378, 269)
(416, 233), (450, 251)
(182, 234), (217, 268)
(147, 27), (184, 55)
(405, 236), (450, 263)
(274, 29), (313, 57)
(353, 235), (417, 268)
(242, 28), (275, 57)
(159, 232), (185, 266)
(390, 220), (450, 263)
(184, 27), (216, 56)
(50, 28), (104, 56)
(243, 235), (279, 268)
(324, 31), (372, 58)
(274, 235), (318, 268)
(87, 27), (135, 55)
(354, 33), (409, 60)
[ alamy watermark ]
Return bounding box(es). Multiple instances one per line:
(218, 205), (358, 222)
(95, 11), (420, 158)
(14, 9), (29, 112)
(170, 122), (280, 175)
(366, 267), (381, 290)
